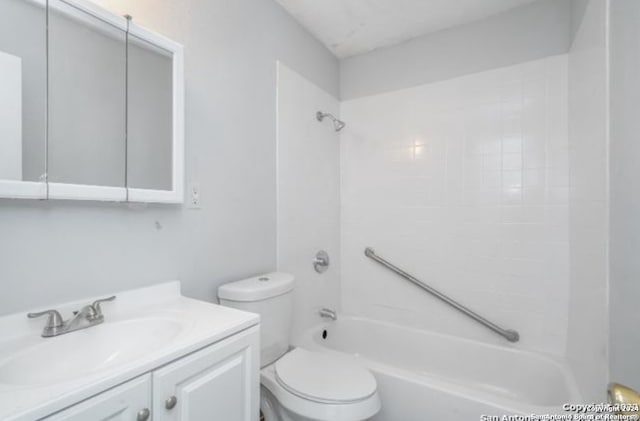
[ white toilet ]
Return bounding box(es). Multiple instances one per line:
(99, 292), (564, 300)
(218, 272), (381, 421)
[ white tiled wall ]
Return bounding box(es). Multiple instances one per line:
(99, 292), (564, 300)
(277, 63), (341, 338)
(340, 55), (570, 355)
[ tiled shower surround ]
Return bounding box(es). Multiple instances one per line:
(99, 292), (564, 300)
(277, 63), (341, 338)
(340, 55), (570, 355)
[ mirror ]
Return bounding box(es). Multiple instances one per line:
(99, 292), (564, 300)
(125, 24), (183, 203)
(0, 0), (183, 203)
(47, 0), (127, 200)
(127, 34), (173, 192)
(0, 0), (47, 198)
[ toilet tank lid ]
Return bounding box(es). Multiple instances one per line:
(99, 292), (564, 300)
(218, 272), (294, 302)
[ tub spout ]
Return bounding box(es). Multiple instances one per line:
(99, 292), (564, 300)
(319, 308), (337, 321)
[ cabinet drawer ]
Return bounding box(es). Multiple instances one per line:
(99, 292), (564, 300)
(42, 375), (151, 421)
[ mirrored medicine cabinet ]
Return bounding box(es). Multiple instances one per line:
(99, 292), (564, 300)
(0, 0), (184, 203)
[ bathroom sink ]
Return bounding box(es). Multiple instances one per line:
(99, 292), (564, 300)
(0, 282), (260, 421)
(0, 318), (182, 386)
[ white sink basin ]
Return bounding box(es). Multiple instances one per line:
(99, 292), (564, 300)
(0, 282), (260, 421)
(0, 318), (183, 386)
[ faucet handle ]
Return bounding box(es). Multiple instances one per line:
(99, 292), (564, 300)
(28, 309), (64, 328)
(91, 295), (116, 316)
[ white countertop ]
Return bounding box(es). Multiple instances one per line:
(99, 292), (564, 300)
(0, 282), (260, 421)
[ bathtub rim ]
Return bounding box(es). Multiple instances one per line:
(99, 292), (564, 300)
(293, 314), (584, 414)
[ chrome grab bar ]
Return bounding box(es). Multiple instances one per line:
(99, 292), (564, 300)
(364, 247), (520, 343)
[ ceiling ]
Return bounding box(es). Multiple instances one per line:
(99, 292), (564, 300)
(276, 0), (538, 58)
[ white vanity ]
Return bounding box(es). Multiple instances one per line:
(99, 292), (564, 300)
(0, 283), (260, 421)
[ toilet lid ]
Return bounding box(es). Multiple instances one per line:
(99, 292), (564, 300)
(275, 348), (377, 404)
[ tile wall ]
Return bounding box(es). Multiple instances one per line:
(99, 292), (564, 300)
(277, 63), (341, 338)
(340, 55), (570, 355)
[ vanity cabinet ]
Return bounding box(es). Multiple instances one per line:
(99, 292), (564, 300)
(153, 327), (257, 421)
(41, 327), (259, 421)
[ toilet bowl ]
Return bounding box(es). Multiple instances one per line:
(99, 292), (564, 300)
(261, 348), (380, 421)
(218, 273), (381, 421)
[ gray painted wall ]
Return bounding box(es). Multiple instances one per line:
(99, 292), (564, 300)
(0, 0), (338, 316)
(610, 0), (640, 390)
(340, 0), (572, 100)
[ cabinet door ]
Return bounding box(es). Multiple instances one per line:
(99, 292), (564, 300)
(42, 375), (151, 421)
(153, 326), (260, 421)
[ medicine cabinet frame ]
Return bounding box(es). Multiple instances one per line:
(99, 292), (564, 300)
(0, 0), (184, 204)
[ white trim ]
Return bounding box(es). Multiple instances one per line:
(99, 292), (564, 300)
(275, 61), (282, 269)
(127, 188), (182, 204)
(47, 183), (126, 202)
(128, 21), (181, 55)
(52, 0), (128, 32)
(21, 0), (47, 10)
(170, 41), (185, 204)
(603, 0), (611, 381)
(0, 180), (46, 200)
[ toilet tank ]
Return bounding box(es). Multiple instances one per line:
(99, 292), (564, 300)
(218, 272), (294, 367)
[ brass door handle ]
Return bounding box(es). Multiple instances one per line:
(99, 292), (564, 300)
(608, 383), (640, 414)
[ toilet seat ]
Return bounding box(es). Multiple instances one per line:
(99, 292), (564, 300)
(260, 348), (381, 421)
(275, 348), (377, 404)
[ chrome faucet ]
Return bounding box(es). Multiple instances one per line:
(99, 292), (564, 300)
(28, 296), (116, 338)
(319, 308), (337, 321)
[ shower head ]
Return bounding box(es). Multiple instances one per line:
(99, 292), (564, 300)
(334, 119), (346, 132)
(316, 111), (346, 132)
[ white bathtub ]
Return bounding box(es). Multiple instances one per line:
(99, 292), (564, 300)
(294, 316), (582, 420)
